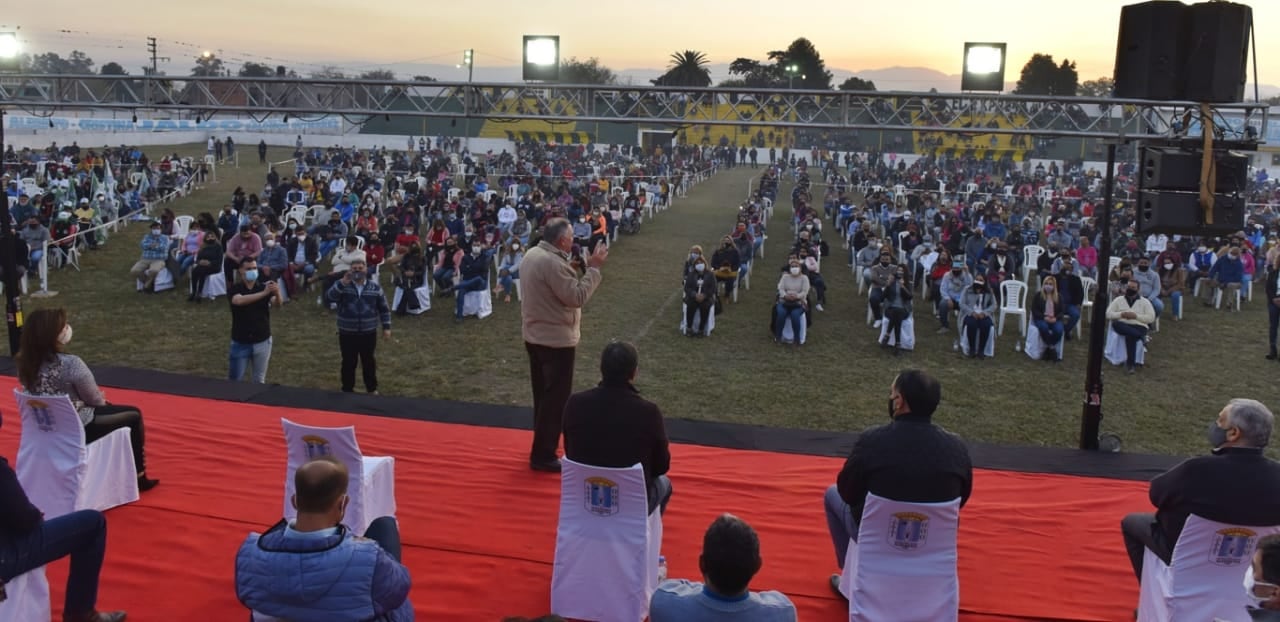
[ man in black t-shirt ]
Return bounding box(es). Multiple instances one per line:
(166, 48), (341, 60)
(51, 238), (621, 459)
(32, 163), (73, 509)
(228, 258), (282, 383)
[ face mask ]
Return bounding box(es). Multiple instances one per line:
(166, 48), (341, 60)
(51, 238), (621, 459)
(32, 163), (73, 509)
(1244, 566), (1276, 606)
(1044, 285), (1055, 293)
(690, 253), (698, 261)
(472, 246), (482, 255)
(296, 234), (306, 241)
(58, 324), (73, 345)
(694, 263), (705, 273)
(1162, 263), (1174, 270)
(27, 224), (37, 230)
(1138, 265), (1149, 272)
(351, 270), (366, 282)
(1207, 421), (1230, 448)
(887, 396), (896, 419)
(974, 283), (985, 292)
(880, 259), (891, 266)
(1119, 277), (1130, 285)
(1198, 246), (1208, 253)
(805, 224), (813, 230)
(244, 269), (259, 282)
(151, 228), (161, 235)
(951, 269), (962, 276)
(1126, 290), (1139, 300)
(789, 266), (800, 275)
(265, 239), (276, 248)
(512, 244), (520, 251)
(404, 228), (415, 235)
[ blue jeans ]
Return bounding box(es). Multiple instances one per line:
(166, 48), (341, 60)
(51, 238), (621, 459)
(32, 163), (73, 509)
(228, 337), (272, 383)
(178, 253), (196, 275)
(1147, 295), (1164, 318)
(1062, 304), (1081, 337)
(0, 509), (107, 615)
(1167, 291), (1183, 318)
(433, 267), (455, 290)
(649, 475), (673, 517)
(1033, 318), (1064, 347)
(28, 248), (44, 271)
(455, 276), (487, 318)
(937, 296), (960, 327)
(318, 239), (339, 258)
(824, 484), (859, 568)
(499, 269), (519, 296)
(1111, 322), (1148, 366)
(774, 303), (804, 340)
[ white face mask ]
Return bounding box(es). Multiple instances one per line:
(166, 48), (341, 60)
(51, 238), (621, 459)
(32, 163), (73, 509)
(789, 266), (801, 275)
(1163, 263), (1173, 270)
(1244, 566), (1277, 606)
(694, 263), (705, 273)
(265, 239), (276, 247)
(58, 324), (73, 345)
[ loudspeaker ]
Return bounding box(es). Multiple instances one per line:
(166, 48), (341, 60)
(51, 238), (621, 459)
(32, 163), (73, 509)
(1140, 147), (1250, 192)
(1183, 1), (1252, 103)
(1136, 190), (1245, 235)
(1114, 1), (1188, 100)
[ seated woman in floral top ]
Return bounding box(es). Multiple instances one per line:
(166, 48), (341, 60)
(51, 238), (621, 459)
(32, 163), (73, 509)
(15, 308), (158, 491)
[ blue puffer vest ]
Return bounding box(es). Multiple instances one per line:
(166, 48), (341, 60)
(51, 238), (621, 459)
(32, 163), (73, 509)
(235, 520), (412, 622)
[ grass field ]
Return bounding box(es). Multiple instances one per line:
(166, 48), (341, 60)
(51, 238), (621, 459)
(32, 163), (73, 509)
(24, 144), (1277, 457)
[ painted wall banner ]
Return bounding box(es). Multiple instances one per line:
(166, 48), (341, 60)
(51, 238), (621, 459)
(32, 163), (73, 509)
(3, 115), (342, 133)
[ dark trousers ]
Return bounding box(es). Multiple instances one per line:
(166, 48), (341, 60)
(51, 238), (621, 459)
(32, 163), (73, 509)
(686, 298), (713, 334)
(1121, 512), (1172, 582)
(885, 307), (909, 344)
(964, 315), (993, 355)
(339, 331), (378, 392)
(0, 509), (107, 615)
(648, 475), (673, 517)
(525, 342), (575, 464)
(1111, 322), (1149, 366)
(1269, 299), (1280, 354)
(362, 516), (402, 562)
(191, 263), (220, 296)
(84, 404), (146, 473)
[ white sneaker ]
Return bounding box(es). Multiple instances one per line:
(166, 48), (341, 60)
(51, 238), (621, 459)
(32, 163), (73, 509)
(873, 319), (883, 329)
(816, 304), (824, 312)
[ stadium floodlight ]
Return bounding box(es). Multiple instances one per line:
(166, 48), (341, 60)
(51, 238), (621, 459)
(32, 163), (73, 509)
(0, 33), (18, 60)
(522, 35), (560, 81)
(961, 42), (1007, 92)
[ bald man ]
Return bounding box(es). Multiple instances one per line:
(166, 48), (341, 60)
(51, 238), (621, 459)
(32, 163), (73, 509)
(236, 458), (414, 621)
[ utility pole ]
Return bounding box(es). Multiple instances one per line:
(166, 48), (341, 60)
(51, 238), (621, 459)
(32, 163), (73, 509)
(461, 49), (474, 151)
(145, 37), (168, 76)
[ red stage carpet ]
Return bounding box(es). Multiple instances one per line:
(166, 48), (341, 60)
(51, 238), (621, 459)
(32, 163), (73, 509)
(0, 381), (1151, 621)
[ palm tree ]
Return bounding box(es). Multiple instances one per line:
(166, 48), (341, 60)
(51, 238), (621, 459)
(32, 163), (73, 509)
(652, 50), (711, 88)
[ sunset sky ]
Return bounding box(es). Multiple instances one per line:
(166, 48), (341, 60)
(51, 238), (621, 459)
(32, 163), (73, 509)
(7, 0), (1279, 86)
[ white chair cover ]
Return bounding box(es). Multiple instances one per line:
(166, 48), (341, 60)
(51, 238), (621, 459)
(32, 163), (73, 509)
(0, 568), (50, 622)
(679, 302), (715, 335)
(1137, 515), (1280, 622)
(392, 285), (432, 315)
(461, 287), (493, 319)
(1105, 324), (1147, 366)
(878, 315), (916, 350)
(550, 459), (662, 622)
(137, 267), (175, 292)
(280, 418), (396, 536)
(14, 391), (139, 515)
(202, 271), (227, 299)
(839, 493), (961, 622)
(1024, 328), (1064, 361)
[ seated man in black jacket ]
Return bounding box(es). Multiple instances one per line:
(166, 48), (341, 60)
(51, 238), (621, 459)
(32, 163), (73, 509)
(822, 369), (973, 596)
(453, 242), (490, 322)
(0, 415), (125, 622)
(563, 341), (672, 515)
(683, 257), (717, 337)
(1121, 398), (1280, 583)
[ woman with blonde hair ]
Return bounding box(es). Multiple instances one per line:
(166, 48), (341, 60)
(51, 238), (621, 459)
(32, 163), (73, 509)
(1030, 275), (1065, 362)
(15, 308), (158, 490)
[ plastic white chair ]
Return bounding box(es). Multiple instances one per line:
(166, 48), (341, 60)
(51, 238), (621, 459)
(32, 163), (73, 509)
(997, 280), (1028, 338)
(200, 271), (227, 300)
(1214, 286), (1242, 311)
(285, 206), (308, 227)
(308, 205), (329, 225)
(550, 459), (663, 622)
(447, 188), (461, 201)
(173, 215), (194, 241)
(839, 493), (961, 622)
(1137, 515), (1280, 622)
(14, 391), (140, 514)
(1024, 327), (1064, 360)
(878, 314), (915, 350)
(137, 266), (176, 293)
(1109, 255), (1122, 275)
(280, 418), (396, 536)
(780, 310), (808, 344)
(1105, 323), (1147, 366)
(957, 315), (996, 358)
(391, 284), (432, 315)
(1021, 245), (1044, 283)
(679, 302), (715, 335)
(1079, 276), (1097, 331)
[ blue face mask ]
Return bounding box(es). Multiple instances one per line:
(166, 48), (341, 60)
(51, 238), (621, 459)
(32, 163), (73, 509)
(1207, 422), (1230, 448)
(243, 269), (259, 282)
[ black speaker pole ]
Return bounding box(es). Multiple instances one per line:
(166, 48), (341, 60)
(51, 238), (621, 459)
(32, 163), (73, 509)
(0, 108), (22, 356)
(1079, 142), (1118, 450)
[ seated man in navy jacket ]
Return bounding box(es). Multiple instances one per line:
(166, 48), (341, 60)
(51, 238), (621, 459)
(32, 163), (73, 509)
(563, 341), (672, 515)
(822, 369), (973, 596)
(236, 457), (413, 621)
(1121, 398), (1280, 583)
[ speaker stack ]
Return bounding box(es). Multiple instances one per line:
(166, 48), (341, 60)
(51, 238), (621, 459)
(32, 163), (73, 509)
(1136, 146), (1250, 235)
(1113, 0), (1253, 103)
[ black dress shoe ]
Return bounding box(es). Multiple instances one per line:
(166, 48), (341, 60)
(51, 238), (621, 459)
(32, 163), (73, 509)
(137, 476), (160, 492)
(1267, 352), (1278, 361)
(530, 459), (562, 473)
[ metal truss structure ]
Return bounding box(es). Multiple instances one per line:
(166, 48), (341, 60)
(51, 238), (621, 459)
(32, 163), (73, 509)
(0, 74), (1270, 143)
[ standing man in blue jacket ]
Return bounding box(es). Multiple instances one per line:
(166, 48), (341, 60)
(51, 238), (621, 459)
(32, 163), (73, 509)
(326, 258), (392, 394)
(236, 457), (412, 621)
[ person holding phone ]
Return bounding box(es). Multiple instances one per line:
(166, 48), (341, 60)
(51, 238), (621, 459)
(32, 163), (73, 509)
(326, 258), (392, 394)
(229, 258), (283, 383)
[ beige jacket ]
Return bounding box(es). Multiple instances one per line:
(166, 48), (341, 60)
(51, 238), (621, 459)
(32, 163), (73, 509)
(1105, 294), (1156, 327)
(520, 241), (602, 347)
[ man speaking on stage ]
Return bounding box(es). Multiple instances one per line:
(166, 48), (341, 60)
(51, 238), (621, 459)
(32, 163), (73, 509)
(520, 218), (608, 472)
